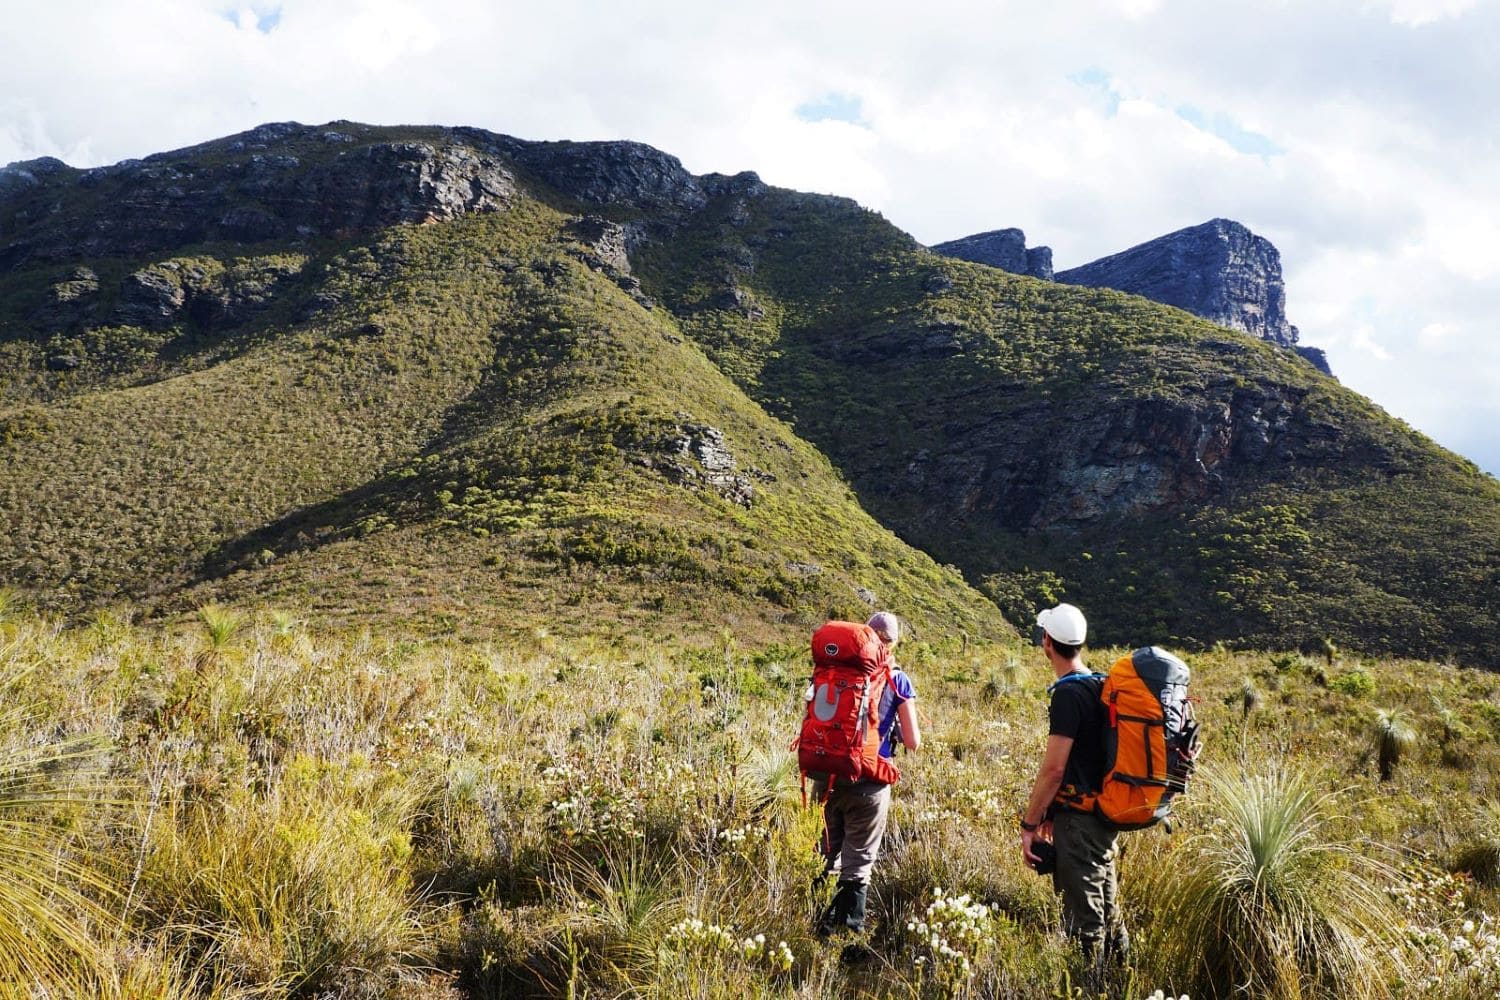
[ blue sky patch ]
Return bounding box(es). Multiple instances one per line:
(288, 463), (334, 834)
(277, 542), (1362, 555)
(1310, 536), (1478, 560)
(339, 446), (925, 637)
(795, 93), (865, 126)
(1069, 68), (1121, 117)
(1175, 105), (1284, 157)
(222, 5), (281, 33)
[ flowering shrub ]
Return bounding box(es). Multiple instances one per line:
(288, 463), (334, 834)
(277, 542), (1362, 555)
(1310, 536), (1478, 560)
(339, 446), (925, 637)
(906, 888), (1000, 991)
(947, 788), (1004, 821)
(541, 756), (644, 840)
(662, 918), (794, 972)
(714, 823), (771, 857)
(1405, 914), (1500, 993)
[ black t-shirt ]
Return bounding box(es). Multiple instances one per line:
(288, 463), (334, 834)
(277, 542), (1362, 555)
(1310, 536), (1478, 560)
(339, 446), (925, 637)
(1048, 673), (1108, 795)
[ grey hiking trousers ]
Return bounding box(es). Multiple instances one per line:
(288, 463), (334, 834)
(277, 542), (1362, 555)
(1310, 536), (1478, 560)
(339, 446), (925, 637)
(817, 780), (892, 885)
(1052, 809), (1130, 959)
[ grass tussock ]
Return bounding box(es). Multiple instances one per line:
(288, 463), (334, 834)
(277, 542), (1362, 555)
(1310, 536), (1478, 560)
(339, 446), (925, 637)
(1136, 764), (1417, 999)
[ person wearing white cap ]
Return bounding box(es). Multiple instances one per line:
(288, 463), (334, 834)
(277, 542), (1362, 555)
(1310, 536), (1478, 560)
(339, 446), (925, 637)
(1017, 602), (1129, 962)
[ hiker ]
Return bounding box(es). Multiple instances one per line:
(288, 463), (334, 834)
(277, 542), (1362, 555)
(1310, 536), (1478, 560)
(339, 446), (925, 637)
(1018, 602), (1130, 961)
(809, 611), (921, 938)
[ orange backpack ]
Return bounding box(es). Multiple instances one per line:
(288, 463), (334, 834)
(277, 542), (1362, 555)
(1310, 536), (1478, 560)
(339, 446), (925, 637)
(1056, 646), (1199, 830)
(794, 621), (900, 795)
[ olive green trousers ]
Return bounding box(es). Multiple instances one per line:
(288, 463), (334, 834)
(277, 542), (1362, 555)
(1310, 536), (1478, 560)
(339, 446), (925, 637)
(1052, 809), (1130, 959)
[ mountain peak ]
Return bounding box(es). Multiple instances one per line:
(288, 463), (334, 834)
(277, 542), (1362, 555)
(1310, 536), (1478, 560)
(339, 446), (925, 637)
(1056, 218), (1301, 349)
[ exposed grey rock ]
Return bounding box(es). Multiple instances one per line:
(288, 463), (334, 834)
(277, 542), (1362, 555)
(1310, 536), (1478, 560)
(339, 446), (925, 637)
(51, 267), (98, 302)
(891, 382), (1339, 532)
(786, 562), (822, 577)
(707, 286), (765, 320)
(931, 228), (1054, 279)
(119, 266), (187, 326)
(1295, 345), (1332, 376)
(0, 156), (70, 200)
(4, 129), (518, 269)
(923, 272), (954, 294)
(1056, 219), (1300, 348)
(1026, 246), (1054, 280)
(662, 423), (755, 506)
(489, 136), (707, 213)
(832, 321), (968, 363)
(701, 171), (767, 199)
(568, 216), (632, 273)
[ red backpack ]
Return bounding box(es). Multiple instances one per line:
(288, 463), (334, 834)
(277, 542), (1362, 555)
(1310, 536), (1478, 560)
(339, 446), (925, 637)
(793, 621), (900, 796)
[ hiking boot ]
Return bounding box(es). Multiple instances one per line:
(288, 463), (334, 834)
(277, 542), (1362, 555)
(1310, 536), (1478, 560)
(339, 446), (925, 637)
(840, 942), (875, 966)
(816, 879), (868, 937)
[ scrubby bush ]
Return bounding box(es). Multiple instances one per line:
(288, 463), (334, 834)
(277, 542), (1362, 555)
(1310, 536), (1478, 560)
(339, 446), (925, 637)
(1330, 668), (1374, 697)
(1453, 800), (1500, 887)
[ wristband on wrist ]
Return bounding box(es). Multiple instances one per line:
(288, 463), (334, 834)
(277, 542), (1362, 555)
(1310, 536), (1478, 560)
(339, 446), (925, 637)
(1018, 816), (1039, 832)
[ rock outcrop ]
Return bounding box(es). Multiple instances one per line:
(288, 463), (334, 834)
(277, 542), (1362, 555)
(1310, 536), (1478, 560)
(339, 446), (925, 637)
(1, 122), (745, 275)
(1055, 219), (1300, 348)
(893, 375), (1345, 533)
(931, 228), (1053, 279)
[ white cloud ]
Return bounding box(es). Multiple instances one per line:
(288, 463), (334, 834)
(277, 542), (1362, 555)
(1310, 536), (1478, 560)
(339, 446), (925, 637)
(1, 0), (1497, 473)
(1376, 0), (1483, 26)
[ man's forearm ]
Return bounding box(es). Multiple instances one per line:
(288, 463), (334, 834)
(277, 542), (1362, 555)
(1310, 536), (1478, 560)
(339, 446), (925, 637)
(1023, 769), (1063, 826)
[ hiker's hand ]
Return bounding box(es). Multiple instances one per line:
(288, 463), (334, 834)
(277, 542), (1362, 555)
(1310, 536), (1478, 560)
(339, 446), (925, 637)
(1037, 818), (1053, 841)
(1021, 828), (1042, 866)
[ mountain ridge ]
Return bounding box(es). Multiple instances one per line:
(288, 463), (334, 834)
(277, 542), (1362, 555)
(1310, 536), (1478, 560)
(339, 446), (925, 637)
(2, 121), (1496, 662)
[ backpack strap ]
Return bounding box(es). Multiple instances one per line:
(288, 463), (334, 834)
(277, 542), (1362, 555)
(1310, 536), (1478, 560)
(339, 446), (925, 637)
(1046, 671), (1106, 694)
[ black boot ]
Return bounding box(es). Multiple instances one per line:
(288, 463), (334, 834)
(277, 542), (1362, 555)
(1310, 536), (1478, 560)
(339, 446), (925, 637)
(816, 879), (868, 937)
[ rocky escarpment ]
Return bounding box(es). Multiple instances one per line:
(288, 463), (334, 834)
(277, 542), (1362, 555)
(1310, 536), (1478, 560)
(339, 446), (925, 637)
(0, 126), (516, 271)
(893, 376), (1338, 533)
(935, 218), (1331, 376)
(0, 122), (756, 275)
(1056, 218), (1301, 347)
(930, 228), (1053, 279)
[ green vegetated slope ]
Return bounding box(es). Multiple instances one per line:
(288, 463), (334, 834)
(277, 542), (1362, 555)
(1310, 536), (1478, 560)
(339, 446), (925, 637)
(3, 122), (1496, 660)
(635, 190), (1500, 663)
(0, 199), (1006, 639)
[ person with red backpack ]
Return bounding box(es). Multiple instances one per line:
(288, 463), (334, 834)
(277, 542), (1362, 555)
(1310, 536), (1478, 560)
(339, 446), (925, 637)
(799, 611), (921, 939)
(1018, 602), (1130, 961)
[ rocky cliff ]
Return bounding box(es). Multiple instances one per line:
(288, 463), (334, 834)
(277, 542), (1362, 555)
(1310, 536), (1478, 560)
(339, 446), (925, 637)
(1055, 218), (1300, 345)
(930, 228), (1053, 279)
(933, 218), (1330, 375)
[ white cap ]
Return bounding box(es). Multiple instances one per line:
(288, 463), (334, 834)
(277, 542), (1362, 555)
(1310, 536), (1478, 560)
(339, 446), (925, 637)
(1036, 603), (1087, 646)
(866, 611), (900, 643)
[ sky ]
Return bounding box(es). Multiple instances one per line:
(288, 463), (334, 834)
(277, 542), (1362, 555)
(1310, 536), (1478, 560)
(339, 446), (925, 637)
(2, 0), (1497, 473)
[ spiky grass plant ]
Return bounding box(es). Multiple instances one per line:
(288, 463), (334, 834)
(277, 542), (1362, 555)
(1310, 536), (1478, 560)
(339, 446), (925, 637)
(1241, 678), (1262, 720)
(0, 709), (117, 988)
(551, 841), (684, 989)
(1138, 764), (1416, 1000)
(198, 603), (246, 652)
(140, 767), (432, 994)
(1374, 708), (1417, 781)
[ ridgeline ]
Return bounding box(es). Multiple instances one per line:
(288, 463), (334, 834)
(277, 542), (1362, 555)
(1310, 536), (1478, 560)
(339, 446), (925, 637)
(2, 121), (1496, 661)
